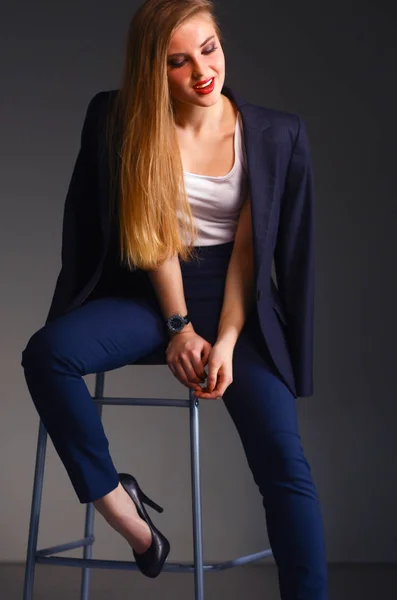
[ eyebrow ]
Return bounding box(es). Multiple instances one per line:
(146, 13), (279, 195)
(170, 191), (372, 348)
(167, 35), (216, 58)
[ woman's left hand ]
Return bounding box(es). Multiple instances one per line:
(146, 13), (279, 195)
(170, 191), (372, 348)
(194, 340), (234, 399)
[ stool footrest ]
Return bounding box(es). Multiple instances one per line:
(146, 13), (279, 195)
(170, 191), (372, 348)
(36, 537), (95, 557)
(35, 549), (272, 572)
(93, 397), (191, 408)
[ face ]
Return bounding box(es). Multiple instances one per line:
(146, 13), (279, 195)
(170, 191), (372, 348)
(166, 14), (225, 107)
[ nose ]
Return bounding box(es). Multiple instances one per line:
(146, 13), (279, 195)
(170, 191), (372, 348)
(191, 56), (207, 79)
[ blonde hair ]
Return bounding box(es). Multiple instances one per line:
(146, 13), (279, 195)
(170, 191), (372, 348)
(105, 0), (224, 271)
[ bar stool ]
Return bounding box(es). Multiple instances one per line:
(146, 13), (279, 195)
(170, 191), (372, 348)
(23, 347), (273, 600)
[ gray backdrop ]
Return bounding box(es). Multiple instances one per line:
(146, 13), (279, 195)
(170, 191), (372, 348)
(1, 0), (396, 564)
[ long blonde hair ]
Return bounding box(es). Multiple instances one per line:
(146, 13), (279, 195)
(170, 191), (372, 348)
(105, 0), (224, 271)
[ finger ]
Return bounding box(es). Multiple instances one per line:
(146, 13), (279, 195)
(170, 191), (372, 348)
(173, 361), (201, 390)
(195, 379), (228, 398)
(179, 354), (205, 384)
(168, 361), (202, 391)
(206, 365), (219, 393)
(211, 373), (230, 397)
(195, 373), (230, 399)
(201, 343), (212, 366)
(194, 389), (223, 400)
(190, 352), (207, 381)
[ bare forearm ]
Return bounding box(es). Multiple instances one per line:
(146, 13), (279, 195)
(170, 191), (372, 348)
(147, 255), (194, 335)
(217, 244), (255, 347)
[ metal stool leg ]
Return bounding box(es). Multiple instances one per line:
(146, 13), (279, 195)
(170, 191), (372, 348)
(80, 372), (105, 600)
(189, 390), (204, 600)
(23, 419), (48, 600)
(80, 501), (95, 600)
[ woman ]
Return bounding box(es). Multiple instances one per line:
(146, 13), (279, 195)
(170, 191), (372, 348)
(21, 0), (328, 596)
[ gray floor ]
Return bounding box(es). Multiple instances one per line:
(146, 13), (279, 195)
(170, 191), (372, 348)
(1, 562), (396, 600)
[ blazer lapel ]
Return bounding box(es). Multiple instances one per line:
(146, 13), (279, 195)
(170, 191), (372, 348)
(221, 85), (278, 274)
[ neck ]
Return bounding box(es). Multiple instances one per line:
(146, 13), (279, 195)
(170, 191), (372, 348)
(172, 93), (227, 135)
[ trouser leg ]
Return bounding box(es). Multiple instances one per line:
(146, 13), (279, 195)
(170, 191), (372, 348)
(21, 296), (168, 503)
(222, 312), (328, 599)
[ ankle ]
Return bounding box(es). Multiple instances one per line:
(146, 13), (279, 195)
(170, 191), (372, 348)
(93, 483), (124, 515)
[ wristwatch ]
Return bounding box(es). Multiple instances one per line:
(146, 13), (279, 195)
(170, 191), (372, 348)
(165, 313), (191, 334)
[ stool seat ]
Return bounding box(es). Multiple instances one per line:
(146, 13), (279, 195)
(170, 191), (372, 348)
(132, 343), (168, 365)
(23, 370), (272, 600)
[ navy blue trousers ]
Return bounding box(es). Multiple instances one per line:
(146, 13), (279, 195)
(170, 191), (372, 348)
(21, 241), (328, 599)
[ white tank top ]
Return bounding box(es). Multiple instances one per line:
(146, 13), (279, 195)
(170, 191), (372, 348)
(178, 112), (249, 246)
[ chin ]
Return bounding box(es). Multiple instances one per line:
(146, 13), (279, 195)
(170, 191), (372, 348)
(191, 82), (224, 103)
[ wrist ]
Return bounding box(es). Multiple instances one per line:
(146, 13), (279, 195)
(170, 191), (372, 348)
(216, 330), (238, 348)
(168, 321), (195, 337)
(165, 311), (192, 336)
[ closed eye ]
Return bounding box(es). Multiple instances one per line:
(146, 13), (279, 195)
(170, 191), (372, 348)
(168, 46), (218, 69)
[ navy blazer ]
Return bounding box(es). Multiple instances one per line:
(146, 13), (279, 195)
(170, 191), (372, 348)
(45, 84), (315, 399)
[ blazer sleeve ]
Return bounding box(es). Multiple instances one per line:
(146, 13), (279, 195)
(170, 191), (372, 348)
(274, 115), (315, 397)
(45, 94), (102, 325)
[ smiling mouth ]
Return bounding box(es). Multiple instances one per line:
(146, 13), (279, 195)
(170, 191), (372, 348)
(193, 78), (214, 89)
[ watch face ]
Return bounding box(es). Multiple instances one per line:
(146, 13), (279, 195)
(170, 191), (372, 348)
(169, 315), (184, 331)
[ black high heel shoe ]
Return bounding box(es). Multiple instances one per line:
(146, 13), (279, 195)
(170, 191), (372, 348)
(118, 472), (170, 578)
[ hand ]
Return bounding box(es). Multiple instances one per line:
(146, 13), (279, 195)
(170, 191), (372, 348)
(194, 340), (234, 400)
(166, 327), (212, 391)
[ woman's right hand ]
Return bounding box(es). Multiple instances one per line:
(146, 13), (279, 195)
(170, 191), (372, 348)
(166, 327), (212, 391)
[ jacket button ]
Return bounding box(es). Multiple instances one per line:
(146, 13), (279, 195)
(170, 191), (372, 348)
(257, 289), (262, 301)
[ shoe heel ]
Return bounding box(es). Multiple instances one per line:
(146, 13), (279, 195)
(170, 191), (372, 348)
(139, 490), (164, 513)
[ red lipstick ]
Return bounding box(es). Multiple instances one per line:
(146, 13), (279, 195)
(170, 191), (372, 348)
(193, 77), (215, 95)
